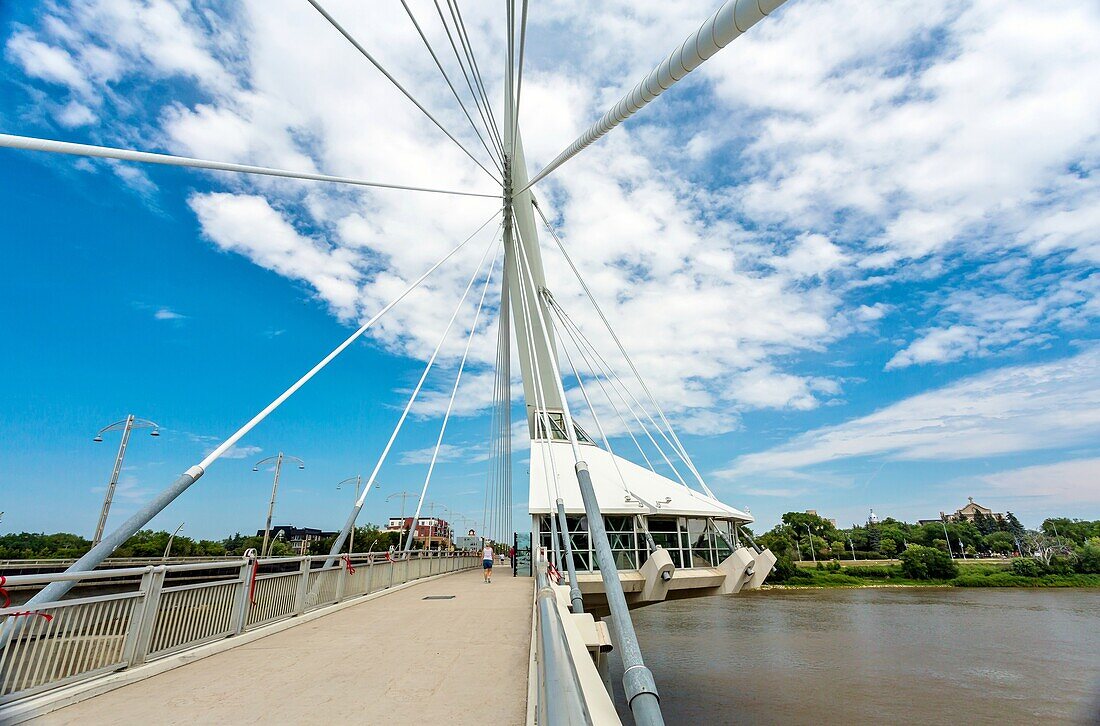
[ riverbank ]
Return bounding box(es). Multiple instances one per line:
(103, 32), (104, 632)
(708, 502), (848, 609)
(772, 561), (1100, 588)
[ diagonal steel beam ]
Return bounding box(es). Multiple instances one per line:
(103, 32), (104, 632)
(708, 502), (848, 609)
(520, 0), (788, 192)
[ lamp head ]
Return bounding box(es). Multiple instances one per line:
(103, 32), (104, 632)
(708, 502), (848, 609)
(298, 464), (305, 470)
(93, 435), (103, 443)
(252, 466), (259, 472)
(149, 429), (160, 437)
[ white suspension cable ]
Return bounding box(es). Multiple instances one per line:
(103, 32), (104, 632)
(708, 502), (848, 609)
(510, 0), (529, 163)
(200, 210), (500, 471)
(306, 0), (501, 184)
(550, 300), (689, 486)
(0, 133), (500, 198)
(432, 0), (505, 160)
(22, 209), (500, 609)
(538, 202), (717, 497)
(483, 293), (508, 539)
(549, 299), (657, 473)
(511, 224), (565, 521)
(399, 0), (504, 172)
(556, 314), (638, 503)
(405, 243), (502, 550)
(448, 0), (505, 152)
(508, 216), (570, 569)
(354, 226), (502, 512)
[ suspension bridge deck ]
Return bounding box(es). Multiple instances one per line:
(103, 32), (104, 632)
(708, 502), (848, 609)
(29, 569), (533, 725)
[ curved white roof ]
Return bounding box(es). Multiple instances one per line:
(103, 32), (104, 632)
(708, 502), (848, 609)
(528, 440), (752, 522)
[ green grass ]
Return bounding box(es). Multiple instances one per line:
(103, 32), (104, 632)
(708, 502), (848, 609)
(772, 561), (1100, 589)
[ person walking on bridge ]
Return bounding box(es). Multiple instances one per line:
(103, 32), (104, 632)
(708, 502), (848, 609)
(483, 541), (494, 583)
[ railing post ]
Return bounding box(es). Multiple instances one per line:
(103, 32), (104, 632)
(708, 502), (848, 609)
(126, 565), (166, 667)
(293, 556), (311, 616)
(335, 557), (348, 602)
(231, 558), (254, 635)
(388, 559), (395, 589)
(365, 558), (375, 594)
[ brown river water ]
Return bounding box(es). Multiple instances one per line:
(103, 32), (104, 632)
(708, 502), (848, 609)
(610, 588), (1100, 725)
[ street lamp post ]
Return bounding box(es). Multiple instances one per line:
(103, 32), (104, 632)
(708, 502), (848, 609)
(92, 415), (160, 546)
(848, 536), (857, 562)
(337, 475), (364, 553)
(253, 452), (305, 557)
(163, 522), (184, 560)
(805, 524), (817, 564)
(940, 520), (955, 559)
(386, 491), (417, 550)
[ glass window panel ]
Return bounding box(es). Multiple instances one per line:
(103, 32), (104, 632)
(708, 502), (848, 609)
(614, 550), (637, 569)
(606, 516), (633, 533)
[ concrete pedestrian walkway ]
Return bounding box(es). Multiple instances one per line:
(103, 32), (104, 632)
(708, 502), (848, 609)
(33, 569), (533, 725)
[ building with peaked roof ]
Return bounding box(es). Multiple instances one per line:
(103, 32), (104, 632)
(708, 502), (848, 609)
(918, 497), (1004, 526)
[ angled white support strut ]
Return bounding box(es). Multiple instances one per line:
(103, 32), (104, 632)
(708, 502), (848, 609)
(522, 0), (788, 191)
(0, 134), (499, 198)
(16, 213), (499, 611)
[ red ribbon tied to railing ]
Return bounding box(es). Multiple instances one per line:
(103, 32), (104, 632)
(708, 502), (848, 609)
(0, 575), (54, 622)
(342, 554), (356, 574)
(248, 560), (260, 604)
(548, 564), (562, 584)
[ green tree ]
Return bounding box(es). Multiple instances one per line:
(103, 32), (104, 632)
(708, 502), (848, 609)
(879, 538), (898, 558)
(899, 545), (958, 580)
(984, 531), (1015, 554)
(1042, 518), (1100, 545)
(1075, 539), (1100, 574)
(1004, 512), (1026, 539)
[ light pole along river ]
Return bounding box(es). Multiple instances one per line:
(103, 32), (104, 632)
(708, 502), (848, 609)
(252, 452), (305, 557)
(92, 415), (160, 546)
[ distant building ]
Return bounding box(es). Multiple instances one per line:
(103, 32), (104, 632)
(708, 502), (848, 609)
(454, 535), (481, 551)
(258, 525), (338, 555)
(805, 509), (837, 528)
(386, 516), (453, 550)
(868, 508), (879, 526)
(918, 497), (1004, 526)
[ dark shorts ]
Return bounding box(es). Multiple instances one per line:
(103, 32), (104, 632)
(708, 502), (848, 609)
(483, 559), (493, 569)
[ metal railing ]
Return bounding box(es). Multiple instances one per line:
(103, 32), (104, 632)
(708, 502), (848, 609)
(0, 551), (477, 706)
(533, 554), (592, 725)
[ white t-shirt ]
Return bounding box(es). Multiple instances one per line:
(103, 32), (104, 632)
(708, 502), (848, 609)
(483, 546), (494, 561)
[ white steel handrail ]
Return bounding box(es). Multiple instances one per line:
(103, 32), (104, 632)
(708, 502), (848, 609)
(0, 552), (478, 709)
(533, 554), (593, 725)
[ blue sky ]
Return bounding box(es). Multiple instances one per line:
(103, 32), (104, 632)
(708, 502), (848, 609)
(1, 0), (1097, 540)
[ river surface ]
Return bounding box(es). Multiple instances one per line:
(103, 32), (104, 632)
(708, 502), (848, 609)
(609, 588), (1100, 725)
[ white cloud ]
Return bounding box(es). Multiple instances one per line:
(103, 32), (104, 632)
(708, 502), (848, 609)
(56, 100), (96, 127)
(5, 0), (1098, 443)
(722, 347), (1100, 479)
(886, 325), (979, 369)
(220, 444), (263, 460)
(154, 307), (186, 320)
(6, 28), (91, 94)
(970, 457), (1100, 507)
(399, 442), (482, 465)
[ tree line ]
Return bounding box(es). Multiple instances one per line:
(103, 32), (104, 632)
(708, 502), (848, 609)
(753, 511), (1100, 582)
(1, 524), (418, 560)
